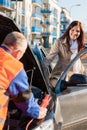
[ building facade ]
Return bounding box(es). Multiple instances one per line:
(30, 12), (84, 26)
(0, 0), (72, 47)
(40, 0), (61, 47)
(60, 8), (72, 36)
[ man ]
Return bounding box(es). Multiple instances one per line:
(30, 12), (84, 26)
(0, 31), (47, 129)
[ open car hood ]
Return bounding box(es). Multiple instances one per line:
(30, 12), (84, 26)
(0, 13), (48, 92)
(0, 13), (20, 44)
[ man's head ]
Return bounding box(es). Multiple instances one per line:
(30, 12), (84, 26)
(2, 31), (27, 60)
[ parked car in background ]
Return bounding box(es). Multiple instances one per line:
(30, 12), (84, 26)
(1, 13), (87, 130)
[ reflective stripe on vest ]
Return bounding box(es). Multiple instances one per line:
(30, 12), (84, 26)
(0, 48), (23, 129)
(0, 117), (5, 130)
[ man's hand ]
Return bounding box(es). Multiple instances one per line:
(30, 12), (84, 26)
(38, 107), (47, 119)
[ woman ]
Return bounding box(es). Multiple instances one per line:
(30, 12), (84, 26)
(44, 20), (85, 88)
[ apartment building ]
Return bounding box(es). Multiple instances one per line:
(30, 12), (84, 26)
(0, 0), (71, 47)
(31, 0), (42, 46)
(40, 0), (61, 47)
(11, 0), (32, 43)
(0, 0), (13, 17)
(60, 8), (72, 36)
(0, 0), (32, 44)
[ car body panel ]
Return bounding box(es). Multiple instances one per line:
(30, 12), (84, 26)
(59, 87), (87, 129)
(0, 13), (20, 44)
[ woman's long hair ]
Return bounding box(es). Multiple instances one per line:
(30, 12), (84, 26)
(60, 21), (84, 52)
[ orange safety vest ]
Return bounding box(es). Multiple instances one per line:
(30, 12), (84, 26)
(0, 48), (23, 130)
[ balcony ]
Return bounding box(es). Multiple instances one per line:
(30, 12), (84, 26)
(32, 0), (42, 7)
(21, 25), (27, 32)
(41, 32), (51, 36)
(40, 21), (52, 25)
(0, 0), (7, 5)
(41, 9), (52, 14)
(32, 13), (42, 20)
(53, 12), (57, 18)
(21, 8), (25, 15)
(60, 27), (67, 32)
(46, 21), (51, 24)
(61, 20), (69, 25)
(43, 0), (49, 4)
(0, 0), (13, 11)
(52, 32), (57, 36)
(53, 23), (57, 27)
(31, 26), (41, 33)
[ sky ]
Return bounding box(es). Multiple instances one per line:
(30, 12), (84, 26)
(58, 0), (87, 32)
